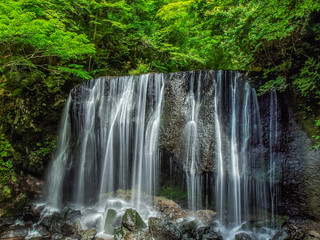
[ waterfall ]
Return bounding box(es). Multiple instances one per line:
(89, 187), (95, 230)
(45, 74), (164, 210)
(45, 95), (71, 209)
(184, 72), (202, 210)
(269, 90), (279, 225)
(44, 70), (278, 238)
(214, 71), (267, 230)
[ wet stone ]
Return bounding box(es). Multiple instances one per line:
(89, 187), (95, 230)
(51, 233), (64, 239)
(178, 218), (198, 238)
(64, 208), (81, 225)
(0, 225), (31, 239)
(235, 232), (256, 240)
(148, 217), (181, 240)
(72, 220), (83, 236)
(104, 208), (118, 234)
(272, 230), (290, 240)
(80, 229), (97, 240)
(122, 208), (147, 231)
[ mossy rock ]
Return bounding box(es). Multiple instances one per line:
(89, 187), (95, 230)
(122, 208), (147, 231)
(104, 208), (117, 234)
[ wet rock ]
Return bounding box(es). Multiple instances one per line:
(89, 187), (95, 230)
(308, 230), (320, 238)
(59, 208), (81, 236)
(154, 197), (187, 221)
(0, 225), (31, 239)
(272, 230), (290, 240)
(104, 208), (118, 234)
(235, 232), (256, 240)
(192, 210), (216, 225)
(160, 71), (216, 173)
(122, 208), (147, 231)
(202, 232), (223, 240)
(65, 237), (81, 240)
(61, 221), (74, 236)
(178, 218), (198, 238)
(114, 214), (127, 239)
(195, 226), (210, 239)
(124, 230), (150, 240)
(22, 205), (41, 222)
(36, 224), (50, 237)
(80, 229), (97, 240)
(148, 217), (181, 240)
(64, 208), (81, 225)
(52, 233), (64, 239)
(24, 174), (45, 199)
(40, 212), (61, 231)
(0, 216), (16, 230)
(72, 220), (83, 236)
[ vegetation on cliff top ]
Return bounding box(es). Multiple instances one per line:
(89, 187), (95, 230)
(0, 0), (320, 201)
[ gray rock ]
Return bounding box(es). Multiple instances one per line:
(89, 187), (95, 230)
(64, 208), (81, 225)
(178, 218), (198, 237)
(272, 230), (290, 240)
(0, 225), (31, 239)
(148, 217), (181, 240)
(235, 232), (256, 240)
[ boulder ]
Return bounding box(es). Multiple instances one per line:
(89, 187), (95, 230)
(235, 232), (256, 240)
(154, 197), (187, 221)
(104, 208), (118, 234)
(192, 210), (216, 225)
(178, 218), (198, 238)
(122, 208), (147, 231)
(148, 217), (181, 240)
(64, 208), (81, 225)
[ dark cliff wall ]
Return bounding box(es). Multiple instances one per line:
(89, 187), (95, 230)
(159, 71), (320, 220)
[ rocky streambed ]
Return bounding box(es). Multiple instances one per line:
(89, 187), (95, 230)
(1, 194), (320, 240)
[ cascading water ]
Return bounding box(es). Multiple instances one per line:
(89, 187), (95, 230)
(44, 74), (164, 228)
(45, 95), (71, 209)
(184, 72), (202, 210)
(43, 70), (279, 239)
(214, 71), (268, 238)
(269, 90), (279, 225)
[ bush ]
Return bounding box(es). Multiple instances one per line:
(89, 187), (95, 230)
(0, 133), (16, 201)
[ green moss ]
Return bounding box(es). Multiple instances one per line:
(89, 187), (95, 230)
(274, 215), (289, 228)
(159, 186), (188, 201)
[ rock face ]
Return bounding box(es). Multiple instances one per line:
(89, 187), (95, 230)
(258, 92), (320, 220)
(158, 71), (320, 220)
(160, 71), (216, 173)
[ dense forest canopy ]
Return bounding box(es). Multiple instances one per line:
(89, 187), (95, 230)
(0, 0), (320, 202)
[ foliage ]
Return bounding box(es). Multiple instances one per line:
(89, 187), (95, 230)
(0, 0), (319, 196)
(29, 138), (56, 169)
(0, 133), (16, 201)
(311, 119), (320, 150)
(293, 57), (320, 103)
(258, 77), (287, 95)
(160, 186), (188, 201)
